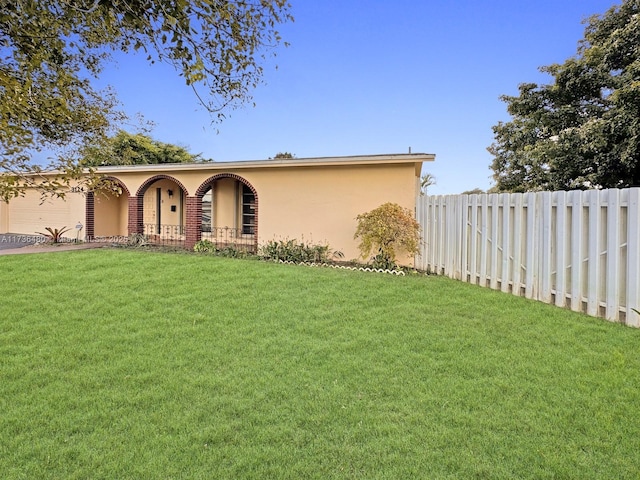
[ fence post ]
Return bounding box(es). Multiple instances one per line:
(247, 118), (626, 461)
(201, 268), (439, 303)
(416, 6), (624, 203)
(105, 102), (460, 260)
(445, 196), (454, 277)
(489, 194), (499, 290)
(539, 191), (553, 303)
(626, 188), (640, 327)
(469, 195), (479, 285)
(587, 190), (602, 317)
(431, 196), (440, 274)
(606, 189), (621, 321)
(524, 192), (537, 299)
(479, 194), (489, 287)
(459, 195), (469, 282)
(511, 193), (523, 296)
(500, 193), (511, 293)
(555, 191), (568, 308)
(570, 190), (584, 313)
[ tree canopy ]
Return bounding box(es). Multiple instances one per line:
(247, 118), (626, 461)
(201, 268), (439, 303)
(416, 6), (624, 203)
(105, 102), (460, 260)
(461, 188), (485, 195)
(489, 0), (640, 192)
(271, 151), (295, 159)
(0, 0), (292, 200)
(81, 130), (209, 166)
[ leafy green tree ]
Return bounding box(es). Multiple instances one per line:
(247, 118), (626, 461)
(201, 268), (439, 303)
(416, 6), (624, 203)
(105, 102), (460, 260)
(81, 130), (208, 166)
(0, 0), (292, 200)
(489, 0), (640, 192)
(354, 203), (421, 269)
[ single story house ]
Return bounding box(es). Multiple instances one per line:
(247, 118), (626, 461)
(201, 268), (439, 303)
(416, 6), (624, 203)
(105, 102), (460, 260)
(0, 153), (434, 264)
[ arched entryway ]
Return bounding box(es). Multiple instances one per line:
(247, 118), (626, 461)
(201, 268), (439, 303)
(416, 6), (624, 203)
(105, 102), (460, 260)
(195, 174), (258, 252)
(135, 175), (189, 246)
(86, 177), (130, 240)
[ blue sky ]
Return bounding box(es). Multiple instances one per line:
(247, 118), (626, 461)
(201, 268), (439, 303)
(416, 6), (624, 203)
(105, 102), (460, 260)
(96, 0), (617, 195)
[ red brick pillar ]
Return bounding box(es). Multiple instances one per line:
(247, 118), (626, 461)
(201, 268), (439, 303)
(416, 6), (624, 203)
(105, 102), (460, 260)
(85, 192), (95, 241)
(128, 196), (143, 236)
(185, 196), (201, 250)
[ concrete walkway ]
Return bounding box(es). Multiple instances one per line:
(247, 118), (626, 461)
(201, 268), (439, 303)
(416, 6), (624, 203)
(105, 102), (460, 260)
(0, 233), (41, 251)
(0, 235), (109, 255)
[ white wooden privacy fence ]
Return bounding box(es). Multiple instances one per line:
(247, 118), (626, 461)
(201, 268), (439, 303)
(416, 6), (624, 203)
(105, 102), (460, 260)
(415, 188), (640, 326)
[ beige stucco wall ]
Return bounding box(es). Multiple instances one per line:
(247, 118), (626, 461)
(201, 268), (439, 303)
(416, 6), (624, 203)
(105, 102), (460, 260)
(94, 191), (128, 237)
(249, 163), (418, 261)
(213, 178), (238, 229)
(0, 201), (8, 233)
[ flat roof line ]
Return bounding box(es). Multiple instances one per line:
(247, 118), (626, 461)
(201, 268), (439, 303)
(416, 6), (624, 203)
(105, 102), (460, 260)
(93, 152), (435, 173)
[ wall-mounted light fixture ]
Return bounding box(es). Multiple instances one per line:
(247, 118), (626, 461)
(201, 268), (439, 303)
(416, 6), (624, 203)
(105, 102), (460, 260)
(167, 189), (174, 198)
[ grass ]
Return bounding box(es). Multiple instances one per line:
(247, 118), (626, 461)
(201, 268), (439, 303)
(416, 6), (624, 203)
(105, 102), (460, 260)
(1, 249), (640, 479)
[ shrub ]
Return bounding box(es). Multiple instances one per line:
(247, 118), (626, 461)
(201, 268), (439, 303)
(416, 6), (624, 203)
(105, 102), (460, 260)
(354, 203), (420, 268)
(193, 239), (216, 253)
(193, 240), (251, 258)
(215, 245), (251, 258)
(36, 226), (71, 244)
(127, 233), (149, 247)
(260, 239), (342, 263)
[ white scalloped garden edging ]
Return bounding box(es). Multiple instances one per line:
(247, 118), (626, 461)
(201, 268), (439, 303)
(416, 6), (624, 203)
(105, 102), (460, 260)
(277, 260), (406, 276)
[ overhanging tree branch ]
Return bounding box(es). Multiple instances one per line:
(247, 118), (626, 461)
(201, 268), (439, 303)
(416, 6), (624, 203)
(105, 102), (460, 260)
(0, 0), (293, 199)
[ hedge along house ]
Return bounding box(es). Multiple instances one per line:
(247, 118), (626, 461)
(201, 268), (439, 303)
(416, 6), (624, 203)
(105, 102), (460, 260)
(0, 153), (434, 264)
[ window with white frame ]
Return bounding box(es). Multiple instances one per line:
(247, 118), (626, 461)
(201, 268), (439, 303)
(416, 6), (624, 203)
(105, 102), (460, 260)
(201, 189), (213, 233)
(241, 184), (255, 235)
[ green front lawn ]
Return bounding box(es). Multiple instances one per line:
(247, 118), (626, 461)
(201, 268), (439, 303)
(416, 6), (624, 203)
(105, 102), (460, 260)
(1, 249), (639, 479)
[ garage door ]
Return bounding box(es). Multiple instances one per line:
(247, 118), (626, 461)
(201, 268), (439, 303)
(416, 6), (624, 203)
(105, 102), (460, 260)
(7, 190), (85, 235)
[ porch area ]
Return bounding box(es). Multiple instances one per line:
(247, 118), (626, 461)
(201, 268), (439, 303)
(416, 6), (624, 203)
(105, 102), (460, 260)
(89, 173), (257, 251)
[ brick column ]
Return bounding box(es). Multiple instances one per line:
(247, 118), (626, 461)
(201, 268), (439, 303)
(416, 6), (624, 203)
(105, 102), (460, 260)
(185, 196), (201, 250)
(85, 192), (95, 241)
(128, 196), (143, 235)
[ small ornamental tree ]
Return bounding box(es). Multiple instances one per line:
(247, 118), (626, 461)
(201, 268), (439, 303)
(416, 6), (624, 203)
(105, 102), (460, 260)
(354, 203), (421, 269)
